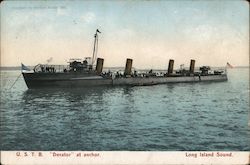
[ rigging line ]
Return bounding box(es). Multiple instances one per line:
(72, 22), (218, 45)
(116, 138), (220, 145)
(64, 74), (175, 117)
(9, 73), (22, 90)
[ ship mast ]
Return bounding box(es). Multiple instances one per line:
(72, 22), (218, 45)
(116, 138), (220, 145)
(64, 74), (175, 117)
(91, 29), (101, 66)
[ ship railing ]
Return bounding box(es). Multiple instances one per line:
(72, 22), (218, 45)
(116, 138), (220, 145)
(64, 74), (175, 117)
(33, 64), (70, 73)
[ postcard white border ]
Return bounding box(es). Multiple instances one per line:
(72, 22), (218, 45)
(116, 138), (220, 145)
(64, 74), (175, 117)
(1, 151), (249, 165)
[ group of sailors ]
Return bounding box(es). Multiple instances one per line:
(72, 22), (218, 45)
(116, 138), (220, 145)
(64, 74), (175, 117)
(102, 70), (141, 78)
(101, 70), (167, 78)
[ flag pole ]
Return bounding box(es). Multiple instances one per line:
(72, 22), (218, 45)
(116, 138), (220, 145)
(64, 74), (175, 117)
(91, 29), (101, 66)
(91, 31), (97, 66)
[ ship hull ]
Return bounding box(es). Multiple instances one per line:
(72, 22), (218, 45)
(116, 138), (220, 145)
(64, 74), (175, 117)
(22, 72), (228, 89)
(113, 74), (227, 86)
(22, 72), (112, 88)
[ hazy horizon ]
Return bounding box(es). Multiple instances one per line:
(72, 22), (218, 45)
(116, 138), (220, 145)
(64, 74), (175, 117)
(0, 65), (249, 70)
(1, 1), (249, 69)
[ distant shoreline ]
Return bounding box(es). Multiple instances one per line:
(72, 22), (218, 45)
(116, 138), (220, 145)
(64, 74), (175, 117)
(0, 66), (249, 71)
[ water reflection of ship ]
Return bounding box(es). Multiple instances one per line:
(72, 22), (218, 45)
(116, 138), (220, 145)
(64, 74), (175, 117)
(22, 87), (107, 103)
(22, 29), (228, 89)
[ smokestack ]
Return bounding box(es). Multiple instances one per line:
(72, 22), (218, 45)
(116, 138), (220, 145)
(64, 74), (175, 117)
(96, 58), (104, 74)
(124, 58), (133, 76)
(167, 59), (174, 75)
(189, 59), (195, 74)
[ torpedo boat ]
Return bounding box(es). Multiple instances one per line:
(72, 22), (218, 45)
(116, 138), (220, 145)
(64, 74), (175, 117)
(22, 29), (228, 89)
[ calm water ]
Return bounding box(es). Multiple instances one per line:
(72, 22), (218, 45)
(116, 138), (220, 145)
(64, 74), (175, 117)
(0, 68), (249, 151)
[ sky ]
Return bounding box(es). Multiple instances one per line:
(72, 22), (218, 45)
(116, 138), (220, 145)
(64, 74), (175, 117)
(1, 0), (249, 69)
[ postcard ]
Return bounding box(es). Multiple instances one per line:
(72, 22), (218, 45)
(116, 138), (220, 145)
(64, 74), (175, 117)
(0, 0), (249, 164)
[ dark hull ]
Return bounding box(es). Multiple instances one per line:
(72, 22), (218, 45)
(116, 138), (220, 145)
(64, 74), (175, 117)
(22, 72), (112, 88)
(22, 72), (228, 89)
